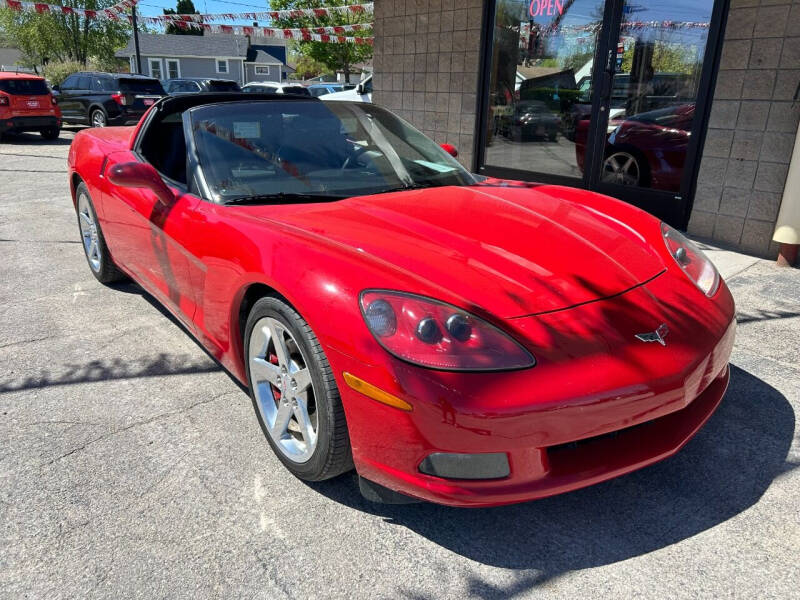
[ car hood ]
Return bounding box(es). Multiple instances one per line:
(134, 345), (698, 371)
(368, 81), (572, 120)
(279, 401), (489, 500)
(262, 185), (666, 318)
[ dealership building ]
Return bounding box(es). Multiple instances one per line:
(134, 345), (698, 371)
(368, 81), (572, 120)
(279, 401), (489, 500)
(372, 0), (800, 260)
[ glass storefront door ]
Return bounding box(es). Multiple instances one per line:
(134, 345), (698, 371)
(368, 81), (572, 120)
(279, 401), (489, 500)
(484, 0), (608, 181)
(478, 0), (722, 228)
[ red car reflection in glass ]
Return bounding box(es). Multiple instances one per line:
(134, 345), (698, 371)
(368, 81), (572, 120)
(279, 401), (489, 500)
(576, 103), (694, 192)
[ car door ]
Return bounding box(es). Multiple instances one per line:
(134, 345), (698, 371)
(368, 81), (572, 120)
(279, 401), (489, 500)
(74, 75), (93, 123)
(56, 74), (79, 120)
(101, 149), (200, 327)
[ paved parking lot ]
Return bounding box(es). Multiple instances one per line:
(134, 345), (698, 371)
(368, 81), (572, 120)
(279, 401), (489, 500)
(1, 129), (799, 599)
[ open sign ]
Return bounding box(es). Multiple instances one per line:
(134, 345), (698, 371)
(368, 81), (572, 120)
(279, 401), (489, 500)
(529, 0), (564, 17)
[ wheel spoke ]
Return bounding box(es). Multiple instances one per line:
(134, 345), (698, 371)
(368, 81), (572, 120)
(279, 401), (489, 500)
(271, 400), (293, 437)
(79, 212), (92, 227)
(267, 320), (290, 368)
(290, 367), (312, 395)
(293, 397), (316, 447)
(622, 156), (634, 172)
(88, 239), (97, 259)
(250, 357), (281, 386)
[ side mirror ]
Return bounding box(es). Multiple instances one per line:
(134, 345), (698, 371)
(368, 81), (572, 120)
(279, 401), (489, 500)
(51, 84), (60, 92)
(107, 162), (174, 206)
(440, 143), (458, 158)
(356, 83), (364, 95)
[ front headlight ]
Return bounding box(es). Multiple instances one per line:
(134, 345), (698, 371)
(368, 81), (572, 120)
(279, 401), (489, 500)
(360, 290), (536, 371)
(661, 223), (720, 297)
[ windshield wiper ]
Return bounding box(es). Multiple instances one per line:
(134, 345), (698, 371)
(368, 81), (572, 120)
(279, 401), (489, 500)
(223, 192), (347, 205)
(373, 182), (446, 195)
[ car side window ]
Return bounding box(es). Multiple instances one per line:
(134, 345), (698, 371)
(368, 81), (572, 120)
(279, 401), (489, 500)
(91, 77), (105, 92)
(77, 76), (91, 90)
(139, 111), (188, 185)
(61, 75), (78, 90)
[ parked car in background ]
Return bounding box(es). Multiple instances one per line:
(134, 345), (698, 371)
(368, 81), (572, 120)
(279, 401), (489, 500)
(241, 82), (311, 96)
(321, 75), (372, 102)
(498, 100), (561, 142)
(54, 73), (165, 128)
(306, 83), (356, 97)
(163, 78), (241, 95)
(0, 72), (62, 140)
(575, 103), (694, 192)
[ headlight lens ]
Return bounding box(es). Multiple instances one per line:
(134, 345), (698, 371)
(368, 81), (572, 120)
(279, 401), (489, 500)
(661, 222), (720, 297)
(359, 290), (536, 371)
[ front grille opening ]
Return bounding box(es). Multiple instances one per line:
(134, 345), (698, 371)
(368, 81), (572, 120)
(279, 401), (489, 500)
(547, 417), (656, 455)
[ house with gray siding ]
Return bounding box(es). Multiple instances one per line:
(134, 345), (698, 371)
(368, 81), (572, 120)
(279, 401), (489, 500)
(116, 33), (292, 86)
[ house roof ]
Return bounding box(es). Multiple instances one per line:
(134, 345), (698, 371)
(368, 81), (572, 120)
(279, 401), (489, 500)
(247, 49), (282, 65)
(116, 33), (249, 59)
(246, 44), (288, 66)
(0, 47), (23, 67)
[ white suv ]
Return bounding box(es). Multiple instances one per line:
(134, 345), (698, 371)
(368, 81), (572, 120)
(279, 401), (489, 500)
(242, 82), (311, 96)
(321, 75), (372, 103)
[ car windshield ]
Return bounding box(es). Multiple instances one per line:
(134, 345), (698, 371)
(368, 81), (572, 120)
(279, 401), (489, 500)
(188, 100), (476, 203)
(0, 78), (49, 95)
(282, 86), (311, 96)
(208, 80), (239, 92)
(119, 78), (165, 95)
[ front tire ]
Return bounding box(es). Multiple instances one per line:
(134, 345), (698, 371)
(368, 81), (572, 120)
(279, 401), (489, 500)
(602, 150), (643, 187)
(245, 296), (353, 481)
(75, 182), (126, 283)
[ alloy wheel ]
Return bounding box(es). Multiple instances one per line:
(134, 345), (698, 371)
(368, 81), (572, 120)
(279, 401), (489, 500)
(91, 111), (106, 128)
(248, 317), (318, 463)
(77, 193), (101, 272)
(602, 152), (640, 186)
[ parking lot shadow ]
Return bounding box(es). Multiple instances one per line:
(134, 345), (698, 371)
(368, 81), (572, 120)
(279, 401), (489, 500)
(0, 131), (75, 146)
(306, 365), (795, 588)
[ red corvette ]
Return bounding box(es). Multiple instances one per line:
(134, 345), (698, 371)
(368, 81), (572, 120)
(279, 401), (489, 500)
(67, 94), (735, 507)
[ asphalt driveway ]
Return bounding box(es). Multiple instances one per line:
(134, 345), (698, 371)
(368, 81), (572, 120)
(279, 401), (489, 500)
(0, 129), (798, 599)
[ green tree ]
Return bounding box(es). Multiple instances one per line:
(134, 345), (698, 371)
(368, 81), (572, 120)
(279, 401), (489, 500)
(163, 0), (202, 36)
(270, 0), (373, 83)
(0, 0), (130, 69)
(294, 54), (330, 79)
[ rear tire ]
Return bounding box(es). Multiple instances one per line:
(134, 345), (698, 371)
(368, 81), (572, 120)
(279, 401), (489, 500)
(75, 182), (126, 284)
(40, 127), (60, 140)
(90, 109), (107, 128)
(245, 296), (353, 481)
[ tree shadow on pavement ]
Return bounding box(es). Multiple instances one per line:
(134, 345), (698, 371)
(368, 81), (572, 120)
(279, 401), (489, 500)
(306, 365), (795, 593)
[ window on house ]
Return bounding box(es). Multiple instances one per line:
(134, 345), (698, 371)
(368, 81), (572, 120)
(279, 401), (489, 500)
(254, 65), (270, 75)
(149, 59), (162, 80)
(216, 59), (228, 74)
(166, 59), (180, 79)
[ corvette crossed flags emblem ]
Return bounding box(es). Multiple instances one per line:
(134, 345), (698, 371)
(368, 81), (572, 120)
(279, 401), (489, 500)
(635, 323), (670, 346)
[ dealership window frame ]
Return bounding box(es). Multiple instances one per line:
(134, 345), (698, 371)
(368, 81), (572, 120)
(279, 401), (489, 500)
(472, 0), (731, 230)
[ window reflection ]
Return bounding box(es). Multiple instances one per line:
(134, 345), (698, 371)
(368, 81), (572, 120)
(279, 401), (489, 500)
(483, 0), (713, 195)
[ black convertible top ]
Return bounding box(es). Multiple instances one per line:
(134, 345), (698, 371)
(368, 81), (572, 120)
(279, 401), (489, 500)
(151, 91), (320, 116)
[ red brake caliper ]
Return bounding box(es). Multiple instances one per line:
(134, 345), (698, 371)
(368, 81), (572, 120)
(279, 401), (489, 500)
(268, 353), (281, 400)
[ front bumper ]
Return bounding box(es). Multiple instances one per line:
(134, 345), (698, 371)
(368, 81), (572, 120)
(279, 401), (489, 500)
(331, 271), (736, 507)
(0, 115), (60, 133)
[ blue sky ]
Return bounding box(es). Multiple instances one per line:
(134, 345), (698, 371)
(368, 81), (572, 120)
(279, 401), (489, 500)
(136, 0), (274, 26)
